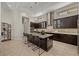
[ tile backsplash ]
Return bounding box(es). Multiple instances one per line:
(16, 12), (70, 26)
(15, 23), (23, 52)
(53, 29), (77, 33)
(37, 26), (77, 33)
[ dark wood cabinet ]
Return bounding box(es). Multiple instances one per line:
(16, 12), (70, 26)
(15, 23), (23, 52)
(27, 34), (53, 51)
(53, 33), (77, 45)
(53, 15), (78, 29)
(30, 22), (40, 28)
(39, 21), (47, 29)
(30, 21), (47, 29)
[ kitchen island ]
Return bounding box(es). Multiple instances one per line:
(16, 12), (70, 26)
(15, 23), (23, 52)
(27, 32), (53, 51)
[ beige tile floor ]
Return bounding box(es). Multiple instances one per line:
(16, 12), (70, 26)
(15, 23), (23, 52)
(0, 39), (78, 56)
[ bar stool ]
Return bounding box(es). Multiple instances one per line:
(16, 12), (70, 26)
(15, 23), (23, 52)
(23, 33), (28, 44)
(23, 33), (32, 47)
(32, 36), (40, 51)
(27, 34), (36, 48)
(32, 36), (45, 56)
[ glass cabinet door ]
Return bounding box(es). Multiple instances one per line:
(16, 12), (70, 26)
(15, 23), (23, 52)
(57, 20), (61, 28)
(53, 21), (57, 28)
(41, 21), (47, 28)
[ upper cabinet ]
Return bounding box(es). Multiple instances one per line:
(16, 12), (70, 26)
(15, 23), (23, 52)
(54, 3), (78, 19)
(39, 21), (47, 29)
(30, 21), (47, 29)
(53, 15), (78, 29)
(49, 3), (78, 29)
(30, 22), (40, 29)
(34, 14), (48, 29)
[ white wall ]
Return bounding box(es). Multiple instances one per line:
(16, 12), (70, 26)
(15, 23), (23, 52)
(1, 2), (31, 40)
(11, 11), (23, 40)
(12, 11), (31, 40)
(1, 2), (23, 40)
(0, 2), (1, 41)
(1, 2), (13, 24)
(1, 2), (14, 41)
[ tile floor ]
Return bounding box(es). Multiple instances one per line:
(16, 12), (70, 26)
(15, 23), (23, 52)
(0, 39), (78, 56)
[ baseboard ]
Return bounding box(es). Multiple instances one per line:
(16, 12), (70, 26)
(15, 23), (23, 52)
(1, 39), (11, 42)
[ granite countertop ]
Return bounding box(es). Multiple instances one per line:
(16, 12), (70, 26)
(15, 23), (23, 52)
(30, 32), (53, 39)
(33, 30), (78, 35)
(51, 32), (78, 35)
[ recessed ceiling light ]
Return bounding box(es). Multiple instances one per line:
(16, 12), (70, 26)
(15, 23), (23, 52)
(35, 2), (37, 4)
(30, 6), (32, 8)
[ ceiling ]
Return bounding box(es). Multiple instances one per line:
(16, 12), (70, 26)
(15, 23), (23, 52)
(5, 2), (72, 17)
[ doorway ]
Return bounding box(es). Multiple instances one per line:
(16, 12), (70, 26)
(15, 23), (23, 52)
(22, 16), (30, 34)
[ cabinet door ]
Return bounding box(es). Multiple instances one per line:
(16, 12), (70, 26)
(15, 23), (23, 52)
(40, 21), (47, 28)
(57, 20), (61, 28)
(53, 34), (61, 41)
(61, 34), (77, 45)
(60, 15), (78, 28)
(53, 34), (77, 45)
(53, 21), (57, 28)
(54, 15), (78, 28)
(45, 21), (47, 28)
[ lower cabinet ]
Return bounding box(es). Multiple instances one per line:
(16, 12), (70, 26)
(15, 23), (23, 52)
(47, 38), (53, 50)
(53, 33), (77, 45)
(39, 37), (53, 51)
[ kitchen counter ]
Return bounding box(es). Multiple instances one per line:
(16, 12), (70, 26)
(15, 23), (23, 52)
(30, 32), (53, 39)
(33, 30), (78, 35)
(50, 32), (78, 35)
(33, 30), (77, 45)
